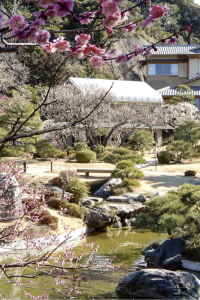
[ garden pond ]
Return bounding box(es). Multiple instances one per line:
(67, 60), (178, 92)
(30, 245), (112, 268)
(2, 229), (167, 299)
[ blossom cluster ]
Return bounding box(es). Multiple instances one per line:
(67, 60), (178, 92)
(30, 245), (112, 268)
(0, 0), (180, 68)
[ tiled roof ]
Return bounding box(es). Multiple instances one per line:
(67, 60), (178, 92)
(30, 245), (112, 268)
(68, 77), (163, 103)
(147, 45), (200, 55)
(159, 86), (200, 96)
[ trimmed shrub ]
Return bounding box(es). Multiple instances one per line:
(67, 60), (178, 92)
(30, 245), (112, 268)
(75, 150), (96, 163)
(44, 191), (62, 201)
(111, 187), (127, 196)
(60, 201), (88, 218)
(60, 169), (78, 182)
(55, 151), (68, 158)
(103, 153), (146, 165)
(113, 147), (131, 156)
(35, 140), (61, 158)
(23, 198), (40, 212)
(65, 178), (89, 204)
(158, 151), (174, 164)
(128, 130), (154, 151)
(40, 215), (58, 230)
(94, 145), (105, 156)
(73, 142), (89, 152)
(112, 160), (145, 180)
(167, 140), (195, 161)
(120, 178), (141, 188)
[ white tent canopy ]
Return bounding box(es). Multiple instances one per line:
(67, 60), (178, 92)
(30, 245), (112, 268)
(68, 77), (163, 104)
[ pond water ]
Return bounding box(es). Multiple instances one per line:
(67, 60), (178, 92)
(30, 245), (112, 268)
(2, 229), (167, 299)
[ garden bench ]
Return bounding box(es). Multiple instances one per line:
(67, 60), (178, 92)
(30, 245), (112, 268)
(76, 168), (114, 176)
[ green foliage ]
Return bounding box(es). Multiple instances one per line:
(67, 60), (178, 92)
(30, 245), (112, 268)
(113, 147), (131, 156)
(103, 150), (146, 165)
(120, 178), (141, 188)
(93, 145), (105, 156)
(60, 201), (88, 218)
(65, 178), (89, 204)
(167, 140), (195, 161)
(128, 130), (154, 151)
(55, 152), (68, 158)
(172, 85), (195, 104)
(111, 179), (141, 196)
(111, 160), (145, 181)
(35, 140), (61, 158)
(47, 198), (62, 209)
(135, 184), (200, 250)
(2, 140), (36, 157)
(157, 151), (174, 164)
(73, 142), (89, 152)
(75, 150), (96, 163)
(174, 120), (200, 147)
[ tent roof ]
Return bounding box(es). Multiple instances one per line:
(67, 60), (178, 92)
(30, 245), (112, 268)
(68, 77), (163, 104)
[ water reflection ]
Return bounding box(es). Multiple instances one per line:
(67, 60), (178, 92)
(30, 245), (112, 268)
(1, 229), (167, 299)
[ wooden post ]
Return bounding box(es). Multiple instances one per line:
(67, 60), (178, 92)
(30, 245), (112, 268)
(51, 160), (53, 172)
(23, 162), (27, 173)
(155, 145), (157, 171)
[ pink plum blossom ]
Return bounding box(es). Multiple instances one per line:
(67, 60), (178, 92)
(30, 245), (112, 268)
(54, 0), (74, 17)
(90, 56), (103, 68)
(102, 1), (119, 16)
(73, 49), (87, 59)
(84, 44), (105, 56)
(122, 23), (136, 32)
(75, 34), (91, 44)
(141, 16), (153, 28)
(79, 11), (97, 24)
(38, 0), (57, 8)
(26, 26), (38, 42)
(112, 0), (124, 4)
(167, 37), (178, 45)
(150, 4), (169, 20)
(134, 43), (144, 55)
(106, 28), (113, 35)
(121, 11), (130, 22)
(103, 15), (120, 28)
(55, 37), (71, 51)
(35, 29), (50, 45)
(115, 54), (127, 63)
(4, 15), (27, 29)
(44, 8), (57, 18)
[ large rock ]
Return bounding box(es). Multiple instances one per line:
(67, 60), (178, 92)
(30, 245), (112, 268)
(85, 204), (119, 229)
(115, 269), (200, 299)
(107, 203), (145, 221)
(185, 170), (196, 177)
(107, 196), (132, 203)
(94, 178), (122, 197)
(142, 238), (186, 270)
(50, 186), (72, 198)
(0, 173), (22, 220)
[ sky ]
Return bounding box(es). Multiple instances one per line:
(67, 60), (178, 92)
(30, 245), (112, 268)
(194, 0), (200, 4)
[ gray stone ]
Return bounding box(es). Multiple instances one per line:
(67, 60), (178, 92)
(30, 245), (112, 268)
(107, 196), (131, 203)
(94, 178), (122, 197)
(84, 197), (103, 203)
(136, 195), (147, 203)
(85, 204), (119, 229)
(129, 217), (136, 226)
(82, 199), (95, 206)
(150, 190), (167, 199)
(50, 186), (72, 198)
(122, 218), (131, 227)
(143, 238), (186, 270)
(115, 269), (200, 299)
(0, 173), (22, 220)
(112, 221), (122, 228)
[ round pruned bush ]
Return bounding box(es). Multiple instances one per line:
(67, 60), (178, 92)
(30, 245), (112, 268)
(113, 147), (132, 156)
(167, 140), (195, 162)
(60, 201), (88, 219)
(55, 151), (68, 158)
(75, 150), (96, 163)
(158, 151), (174, 164)
(94, 145), (105, 156)
(23, 198), (40, 213)
(73, 142), (89, 152)
(128, 130), (154, 151)
(40, 215), (58, 230)
(111, 160), (145, 181)
(120, 178), (141, 188)
(47, 198), (62, 209)
(103, 152), (146, 165)
(65, 178), (89, 204)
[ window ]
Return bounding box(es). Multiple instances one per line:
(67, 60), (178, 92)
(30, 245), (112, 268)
(148, 64), (178, 75)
